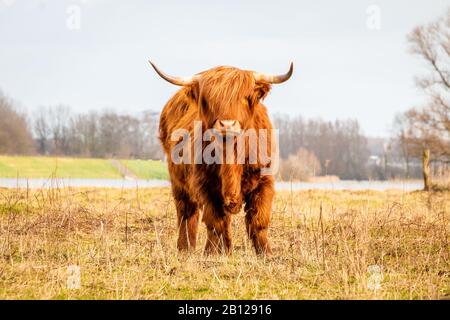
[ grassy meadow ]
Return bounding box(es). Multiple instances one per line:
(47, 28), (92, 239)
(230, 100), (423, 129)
(0, 156), (168, 180)
(0, 186), (448, 299)
(121, 159), (169, 180)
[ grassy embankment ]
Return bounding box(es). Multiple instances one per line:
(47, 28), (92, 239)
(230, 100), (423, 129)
(121, 159), (168, 180)
(0, 156), (168, 180)
(0, 186), (448, 299)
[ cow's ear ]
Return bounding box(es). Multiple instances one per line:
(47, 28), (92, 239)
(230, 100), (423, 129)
(249, 82), (271, 108)
(186, 82), (200, 102)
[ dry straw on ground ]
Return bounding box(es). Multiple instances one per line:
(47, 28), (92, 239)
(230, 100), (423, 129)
(0, 186), (448, 299)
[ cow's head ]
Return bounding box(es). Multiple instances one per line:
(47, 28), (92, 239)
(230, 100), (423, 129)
(149, 61), (293, 135)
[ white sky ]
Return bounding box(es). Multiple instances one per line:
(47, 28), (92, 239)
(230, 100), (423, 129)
(0, 0), (449, 136)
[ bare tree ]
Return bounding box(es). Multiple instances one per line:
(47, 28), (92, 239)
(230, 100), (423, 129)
(34, 106), (51, 154)
(48, 105), (71, 155)
(0, 92), (34, 155)
(392, 113), (417, 177)
(68, 112), (99, 156)
(401, 10), (450, 160)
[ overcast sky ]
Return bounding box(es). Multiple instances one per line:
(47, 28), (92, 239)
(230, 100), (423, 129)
(0, 0), (449, 136)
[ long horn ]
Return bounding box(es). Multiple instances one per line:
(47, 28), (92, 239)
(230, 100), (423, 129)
(148, 60), (195, 86)
(253, 62), (294, 84)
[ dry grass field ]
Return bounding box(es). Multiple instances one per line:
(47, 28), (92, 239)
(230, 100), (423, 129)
(0, 186), (448, 299)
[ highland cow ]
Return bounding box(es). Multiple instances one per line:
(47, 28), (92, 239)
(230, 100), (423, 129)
(150, 61), (293, 255)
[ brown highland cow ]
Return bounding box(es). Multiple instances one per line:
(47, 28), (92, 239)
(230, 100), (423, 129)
(150, 61), (293, 255)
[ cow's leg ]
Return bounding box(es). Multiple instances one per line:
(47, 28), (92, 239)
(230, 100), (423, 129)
(173, 187), (199, 252)
(244, 175), (274, 255)
(221, 163), (243, 214)
(202, 203), (232, 254)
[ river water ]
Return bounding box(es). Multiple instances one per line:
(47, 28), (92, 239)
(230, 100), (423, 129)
(0, 178), (423, 191)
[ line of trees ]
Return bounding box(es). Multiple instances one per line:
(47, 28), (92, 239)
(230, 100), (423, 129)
(33, 106), (163, 159)
(273, 115), (370, 180)
(0, 96), (163, 160)
(0, 95), (376, 179)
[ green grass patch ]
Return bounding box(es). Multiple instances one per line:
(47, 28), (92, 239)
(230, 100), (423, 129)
(0, 156), (122, 179)
(121, 159), (169, 180)
(0, 156), (169, 180)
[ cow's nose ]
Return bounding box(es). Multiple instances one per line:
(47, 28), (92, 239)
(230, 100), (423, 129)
(219, 120), (237, 129)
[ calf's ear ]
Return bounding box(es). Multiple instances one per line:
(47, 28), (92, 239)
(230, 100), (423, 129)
(249, 82), (271, 108)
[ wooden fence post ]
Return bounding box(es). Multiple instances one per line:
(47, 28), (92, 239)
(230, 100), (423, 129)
(423, 148), (431, 191)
